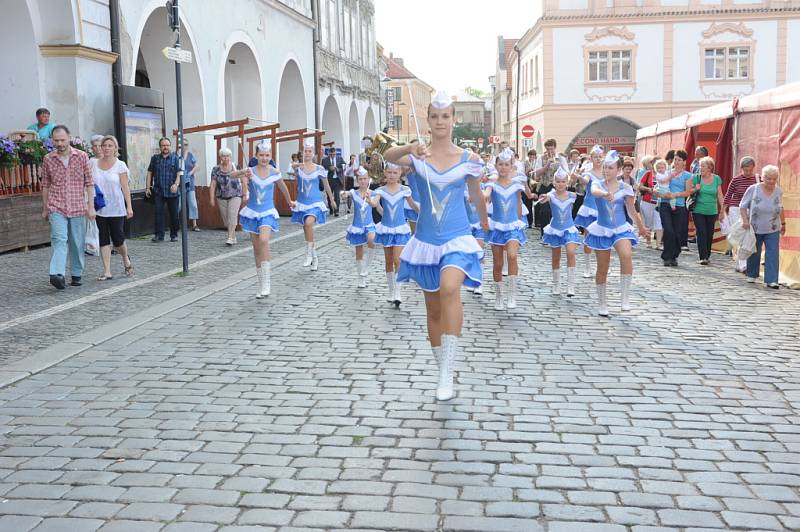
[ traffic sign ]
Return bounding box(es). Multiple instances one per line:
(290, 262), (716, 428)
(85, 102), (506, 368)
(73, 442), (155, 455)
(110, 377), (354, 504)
(489, 135), (500, 144)
(162, 46), (193, 63)
(523, 138), (533, 147)
(522, 125), (535, 138)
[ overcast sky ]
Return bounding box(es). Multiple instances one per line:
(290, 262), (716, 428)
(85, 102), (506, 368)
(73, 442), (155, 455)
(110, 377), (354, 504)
(375, 1), (538, 95)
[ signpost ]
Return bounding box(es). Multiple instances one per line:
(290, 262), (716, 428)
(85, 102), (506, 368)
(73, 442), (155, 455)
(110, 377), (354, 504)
(162, 46), (192, 64)
(489, 135), (500, 144)
(522, 124), (535, 138)
(522, 138), (533, 147)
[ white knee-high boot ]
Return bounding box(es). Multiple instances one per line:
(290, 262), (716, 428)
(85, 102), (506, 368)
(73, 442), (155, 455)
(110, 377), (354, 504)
(260, 261), (271, 297)
(583, 254), (593, 278)
(596, 283), (609, 316)
(620, 274), (632, 311)
(432, 345), (443, 370)
(356, 260), (365, 288)
(385, 272), (395, 302)
(494, 279), (505, 310)
(394, 281), (402, 305)
(255, 266), (264, 299)
(566, 267), (576, 297)
(303, 242), (314, 267)
(436, 335), (457, 401)
(551, 269), (561, 295)
(310, 246), (319, 271)
(507, 275), (518, 308)
(363, 247), (374, 276)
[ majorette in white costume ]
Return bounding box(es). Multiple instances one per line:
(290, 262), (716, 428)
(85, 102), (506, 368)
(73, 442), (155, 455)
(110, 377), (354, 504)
(383, 89), (489, 402)
(574, 144), (605, 278)
(540, 165), (581, 296)
(340, 166), (376, 288)
(291, 138), (337, 271)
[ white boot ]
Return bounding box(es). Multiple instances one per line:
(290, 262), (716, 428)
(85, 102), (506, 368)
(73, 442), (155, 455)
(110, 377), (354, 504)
(363, 247), (374, 276)
(385, 272), (395, 302)
(596, 283), (609, 316)
(474, 283), (483, 296)
(310, 249), (319, 271)
(255, 266), (264, 299)
(507, 275), (517, 309)
(436, 335), (457, 401)
(394, 281), (402, 306)
(583, 254), (592, 278)
(620, 274), (632, 311)
(260, 261), (271, 297)
(356, 260), (366, 288)
(566, 267), (576, 297)
(551, 269), (561, 295)
(432, 345), (443, 370)
(303, 242), (314, 267)
(494, 280), (505, 310)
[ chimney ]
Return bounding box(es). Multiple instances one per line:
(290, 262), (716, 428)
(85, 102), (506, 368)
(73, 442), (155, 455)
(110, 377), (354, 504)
(394, 57), (404, 66)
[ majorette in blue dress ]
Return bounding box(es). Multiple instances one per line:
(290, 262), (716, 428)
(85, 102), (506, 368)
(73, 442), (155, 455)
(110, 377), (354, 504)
(464, 185), (486, 241)
(542, 190), (582, 247)
(374, 185), (413, 247)
(485, 181), (527, 247)
(512, 174), (530, 221)
(574, 169), (602, 229)
(345, 189), (376, 246)
(583, 180), (639, 250)
(291, 164), (328, 225)
(404, 169), (420, 223)
(239, 166), (282, 234)
(396, 150), (484, 291)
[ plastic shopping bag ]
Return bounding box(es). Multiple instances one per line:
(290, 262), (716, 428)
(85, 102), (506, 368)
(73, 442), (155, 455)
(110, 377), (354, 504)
(84, 219), (100, 256)
(719, 215), (731, 236)
(726, 219), (746, 247)
(736, 227), (756, 261)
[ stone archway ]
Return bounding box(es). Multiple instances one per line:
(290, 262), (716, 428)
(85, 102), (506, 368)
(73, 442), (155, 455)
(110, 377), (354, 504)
(347, 101), (360, 159)
(364, 106), (377, 138)
(277, 59), (307, 169)
(567, 115), (640, 155)
(321, 95), (344, 155)
(223, 43), (263, 123)
(0, 1), (42, 133)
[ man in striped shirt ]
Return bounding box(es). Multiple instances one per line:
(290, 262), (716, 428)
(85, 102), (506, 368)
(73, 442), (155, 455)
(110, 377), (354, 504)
(724, 156), (759, 272)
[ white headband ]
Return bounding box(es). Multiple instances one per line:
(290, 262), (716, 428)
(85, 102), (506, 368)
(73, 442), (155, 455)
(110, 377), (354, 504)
(303, 138), (315, 149)
(256, 140), (271, 153)
(590, 144), (604, 155)
(554, 165), (569, 180)
(604, 150), (620, 166)
(497, 147), (514, 162)
(356, 166), (368, 176)
(431, 90), (452, 109)
(384, 161), (401, 171)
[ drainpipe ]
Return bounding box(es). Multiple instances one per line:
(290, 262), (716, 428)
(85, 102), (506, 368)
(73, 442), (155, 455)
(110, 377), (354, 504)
(109, 0), (123, 147)
(312, 0), (321, 135)
(513, 45), (521, 153)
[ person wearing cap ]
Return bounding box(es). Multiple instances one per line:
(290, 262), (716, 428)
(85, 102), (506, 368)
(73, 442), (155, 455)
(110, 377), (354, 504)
(341, 166), (377, 288)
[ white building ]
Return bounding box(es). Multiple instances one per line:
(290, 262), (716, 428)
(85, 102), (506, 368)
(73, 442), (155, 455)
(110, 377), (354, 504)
(1, 0), (378, 186)
(503, 0), (800, 154)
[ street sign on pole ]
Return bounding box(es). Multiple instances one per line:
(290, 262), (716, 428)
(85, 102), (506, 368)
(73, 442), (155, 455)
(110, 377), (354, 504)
(522, 124), (535, 138)
(162, 46), (192, 63)
(523, 138), (533, 147)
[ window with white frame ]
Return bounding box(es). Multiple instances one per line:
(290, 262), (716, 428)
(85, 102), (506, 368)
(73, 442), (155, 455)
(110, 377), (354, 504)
(727, 47), (750, 79)
(588, 51), (608, 82)
(704, 48), (726, 79)
(610, 50), (631, 81)
(393, 87), (402, 100)
(327, 0), (337, 51)
(588, 49), (632, 82)
(704, 46), (750, 80)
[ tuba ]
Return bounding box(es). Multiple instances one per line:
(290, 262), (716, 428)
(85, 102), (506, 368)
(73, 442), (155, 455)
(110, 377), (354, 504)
(365, 132), (404, 182)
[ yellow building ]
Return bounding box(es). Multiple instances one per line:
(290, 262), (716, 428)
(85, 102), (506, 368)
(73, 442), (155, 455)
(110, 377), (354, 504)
(384, 54), (433, 144)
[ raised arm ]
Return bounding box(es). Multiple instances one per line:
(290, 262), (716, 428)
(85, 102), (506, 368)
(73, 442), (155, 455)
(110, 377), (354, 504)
(277, 177), (295, 209)
(468, 178), (489, 231)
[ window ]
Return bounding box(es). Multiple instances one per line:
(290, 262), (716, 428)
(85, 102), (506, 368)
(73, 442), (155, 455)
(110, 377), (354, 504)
(535, 55), (539, 89)
(610, 50), (631, 81)
(472, 111), (481, 123)
(588, 51), (608, 82)
(327, 0), (337, 51)
(529, 59), (534, 92)
(320, 2), (329, 48)
(393, 115), (402, 130)
(704, 46), (750, 80)
(393, 87), (402, 100)
(456, 111), (464, 123)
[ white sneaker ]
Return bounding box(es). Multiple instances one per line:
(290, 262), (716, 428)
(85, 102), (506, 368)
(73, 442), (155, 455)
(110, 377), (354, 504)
(474, 285), (483, 296)
(507, 276), (517, 309)
(746, 277), (756, 283)
(436, 335), (457, 401)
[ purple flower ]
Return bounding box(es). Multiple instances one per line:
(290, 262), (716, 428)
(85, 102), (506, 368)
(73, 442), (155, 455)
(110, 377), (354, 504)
(43, 139), (54, 152)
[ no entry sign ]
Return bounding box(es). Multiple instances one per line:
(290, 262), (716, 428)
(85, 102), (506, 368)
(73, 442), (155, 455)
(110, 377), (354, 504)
(522, 125), (535, 138)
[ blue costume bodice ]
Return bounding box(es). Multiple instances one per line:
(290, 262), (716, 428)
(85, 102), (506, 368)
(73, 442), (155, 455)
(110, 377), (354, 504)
(246, 167), (280, 213)
(464, 183), (485, 225)
(581, 170), (602, 211)
(406, 170), (420, 208)
(296, 165), (325, 205)
(408, 151), (483, 246)
(375, 185), (411, 228)
(591, 180), (634, 230)
(547, 191), (577, 231)
(487, 181), (524, 226)
(349, 189), (375, 228)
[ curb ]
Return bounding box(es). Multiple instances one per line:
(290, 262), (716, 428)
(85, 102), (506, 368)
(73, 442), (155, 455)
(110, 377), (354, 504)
(0, 229), (345, 389)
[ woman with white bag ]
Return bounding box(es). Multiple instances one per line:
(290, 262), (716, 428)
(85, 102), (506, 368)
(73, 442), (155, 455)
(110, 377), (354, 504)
(739, 165), (785, 289)
(724, 157), (759, 272)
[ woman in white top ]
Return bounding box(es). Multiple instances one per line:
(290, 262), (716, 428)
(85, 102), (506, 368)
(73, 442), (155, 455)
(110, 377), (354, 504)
(94, 135), (133, 280)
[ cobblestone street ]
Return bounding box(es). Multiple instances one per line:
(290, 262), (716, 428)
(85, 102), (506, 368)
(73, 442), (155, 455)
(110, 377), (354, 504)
(1, 220), (799, 531)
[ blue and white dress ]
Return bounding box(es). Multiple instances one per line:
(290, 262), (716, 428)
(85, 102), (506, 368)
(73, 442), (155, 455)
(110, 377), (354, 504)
(464, 186), (486, 241)
(375, 185), (413, 247)
(397, 150), (484, 291)
(405, 170), (420, 223)
(346, 189), (376, 246)
(542, 191), (582, 247)
(239, 167), (281, 234)
(291, 164), (328, 225)
(513, 174), (530, 220)
(486, 181), (527, 247)
(574, 170), (602, 229)
(584, 180), (638, 250)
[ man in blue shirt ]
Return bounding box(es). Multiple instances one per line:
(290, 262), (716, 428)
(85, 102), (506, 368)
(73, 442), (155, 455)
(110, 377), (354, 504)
(145, 137), (182, 242)
(28, 108), (56, 140)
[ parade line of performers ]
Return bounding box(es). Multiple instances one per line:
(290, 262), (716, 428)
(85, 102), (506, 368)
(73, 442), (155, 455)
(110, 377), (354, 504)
(237, 91), (648, 402)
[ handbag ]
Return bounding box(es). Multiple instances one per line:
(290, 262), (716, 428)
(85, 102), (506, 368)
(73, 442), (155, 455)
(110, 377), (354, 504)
(686, 174), (700, 212)
(93, 184), (106, 211)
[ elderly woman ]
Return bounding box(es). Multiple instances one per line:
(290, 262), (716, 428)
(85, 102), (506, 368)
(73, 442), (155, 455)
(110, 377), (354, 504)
(689, 156), (726, 265)
(725, 156), (759, 272)
(740, 165), (785, 288)
(209, 147), (251, 246)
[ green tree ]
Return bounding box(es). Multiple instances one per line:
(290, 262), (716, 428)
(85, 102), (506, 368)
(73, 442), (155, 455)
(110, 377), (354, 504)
(464, 86), (489, 99)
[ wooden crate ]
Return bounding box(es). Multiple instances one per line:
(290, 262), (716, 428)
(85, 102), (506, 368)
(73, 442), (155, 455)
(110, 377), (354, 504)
(0, 195), (51, 253)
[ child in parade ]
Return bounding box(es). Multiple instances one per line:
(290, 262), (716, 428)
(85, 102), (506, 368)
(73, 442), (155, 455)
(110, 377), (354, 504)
(340, 166), (376, 288)
(540, 166), (581, 296)
(239, 141), (295, 298)
(574, 145), (605, 278)
(291, 138), (337, 271)
(372, 162), (418, 306)
(383, 91), (489, 401)
(584, 151), (648, 316)
(484, 148), (527, 311)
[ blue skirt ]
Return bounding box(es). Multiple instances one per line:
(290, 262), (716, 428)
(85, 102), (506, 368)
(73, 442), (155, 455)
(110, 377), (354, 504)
(487, 228), (527, 247)
(346, 228), (375, 246)
(240, 213), (280, 234)
(291, 207), (327, 225)
(404, 208), (418, 222)
(471, 226), (486, 241)
(573, 213), (596, 229)
(543, 231), (582, 248)
(397, 251), (482, 292)
(376, 232), (411, 247)
(584, 230), (639, 250)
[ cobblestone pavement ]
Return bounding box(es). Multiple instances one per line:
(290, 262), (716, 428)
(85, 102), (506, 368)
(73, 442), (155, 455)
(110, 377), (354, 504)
(0, 227), (799, 531)
(0, 217), (348, 365)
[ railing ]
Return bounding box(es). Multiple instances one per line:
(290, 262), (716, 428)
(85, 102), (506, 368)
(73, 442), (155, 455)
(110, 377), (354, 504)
(0, 163), (42, 197)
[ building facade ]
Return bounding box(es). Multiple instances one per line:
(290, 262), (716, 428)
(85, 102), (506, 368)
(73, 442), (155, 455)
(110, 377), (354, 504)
(492, 37), (517, 147)
(384, 54), (433, 144)
(502, 0), (800, 154)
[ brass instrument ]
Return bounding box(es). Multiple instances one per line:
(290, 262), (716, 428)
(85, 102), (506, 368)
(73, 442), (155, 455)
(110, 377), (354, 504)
(364, 132), (404, 182)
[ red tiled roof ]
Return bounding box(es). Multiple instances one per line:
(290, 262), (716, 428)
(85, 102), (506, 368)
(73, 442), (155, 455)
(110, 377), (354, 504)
(504, 39), (517, 90)
(385, 56), (416, 80)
